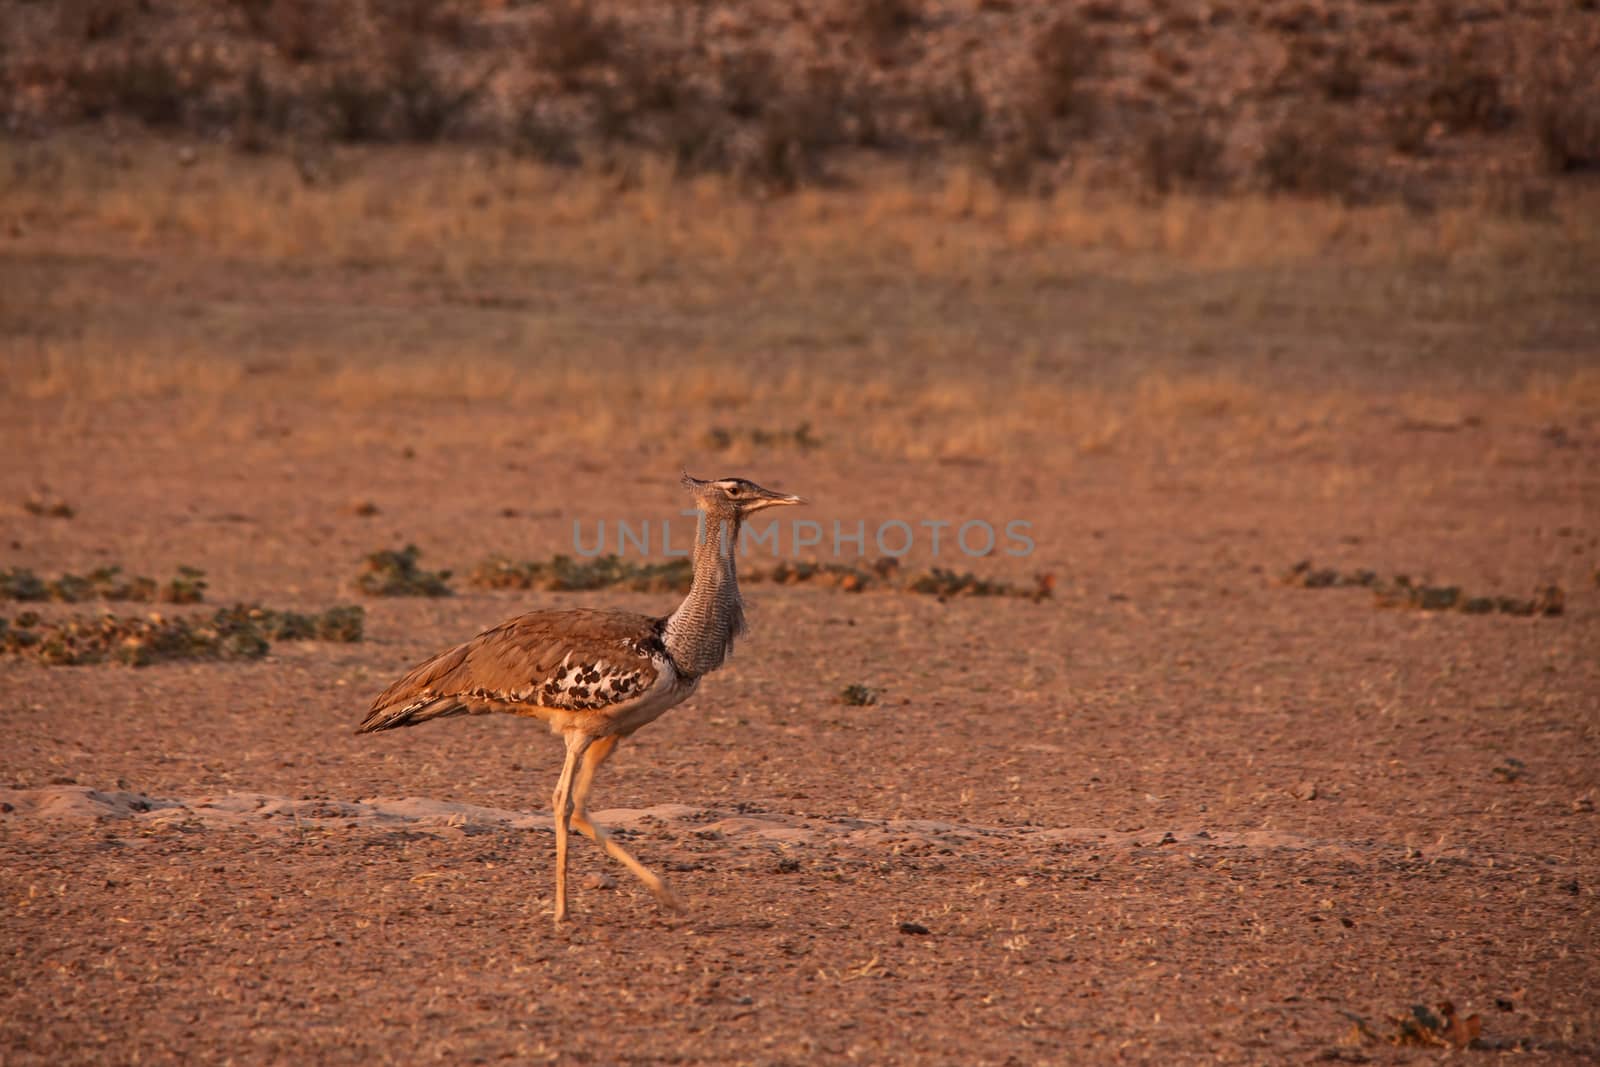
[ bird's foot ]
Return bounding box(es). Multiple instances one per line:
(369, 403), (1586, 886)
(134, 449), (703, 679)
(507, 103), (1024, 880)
(651, 883), (687, 913)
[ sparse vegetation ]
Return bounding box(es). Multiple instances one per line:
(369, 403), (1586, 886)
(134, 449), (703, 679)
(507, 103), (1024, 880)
(838, 683), (881, 706)
(0, 0), (1592, 205)
(753, 559), (1053, 600)
(1139, 118), (1227, 195)
(355, 546), (453, 597)
(22, 495), (75, 519)
(1027, 14), (1103, 126)
(1257, 114), (1363, 200)
(1382, 101), (1431, 156)
(1318, 45), (1363, 102)
(921, 63), (988, 144)
(904, 567), (1052, 600)
(702, 423), (823, 452)
(756, 560), (883, 592)
(1422, 35), (1507, 134)
(1531, 90), (1600, 176)
(384, 36), (493, 143)
(460, 553), (1053, 601)
(0, 603), (363, 667)
(65, 47), (223, 128)
(1282, 560), (1564, 618)
(531, 0), (619, 90)
(469, 555), (693, 594)
(1, 566), (207, 604)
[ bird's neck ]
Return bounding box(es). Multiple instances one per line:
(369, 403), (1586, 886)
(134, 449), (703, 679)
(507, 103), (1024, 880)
(663, 511), (746, 677)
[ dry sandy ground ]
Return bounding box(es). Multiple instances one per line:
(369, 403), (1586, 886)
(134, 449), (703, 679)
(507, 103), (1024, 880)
(3, 394), (1596, 1064)
(2, 144), (1598, 1064)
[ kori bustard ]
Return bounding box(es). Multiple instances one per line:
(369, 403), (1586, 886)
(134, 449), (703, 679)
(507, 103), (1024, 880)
(358, 473), (803, 922)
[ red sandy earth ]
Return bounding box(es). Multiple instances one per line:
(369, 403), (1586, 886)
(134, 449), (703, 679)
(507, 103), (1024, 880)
(1, 386), (1596, 1064)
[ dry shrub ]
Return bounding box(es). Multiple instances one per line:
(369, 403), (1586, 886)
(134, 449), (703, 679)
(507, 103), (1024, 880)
(1028, 15), (1103, 125)
(384, 36), (492, 141)
(1262, 1), (1326, 34)
(1367, 35), (1418, 70)
(57, 0), (127, 42)
(1257, 114), (1363, 199)
(1081, 0), (1126, 22)
(318, 68), (389, 142)
(533, 0), (618, 89)
(66, 47), (224, 127)
(591, 34), (737, 171)
(1532, 93), (1600, 175)
(719, 48), (782, 120)
(1319, 44), (1363, 101)
(1476, 175), (1555, 221)
(660, 100), (733, 174)
(842, 0), (923, 52)
(612, 37), (699, 117)
(311, 33), (489, 144)
(978, 104), (1054, 193)
(1524, 32), (1600, 176)
(233, 0), (337, 63)
(510, 102), (581, 166)
(377, 0), (473, 47)
(1139, 117), (1227, 194)
(1424, 35), (1508, 132)
(234, 63), (300, 152)
(921, 63), (988, 143)
(1382, 101), (1431, 156)
(739, 67), (853, 191)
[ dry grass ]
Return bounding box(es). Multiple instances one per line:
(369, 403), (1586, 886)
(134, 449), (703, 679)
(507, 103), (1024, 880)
(3, 137), (1597, 467)
(9, 334), (1598, 475)
(10, 137), (1600, 278)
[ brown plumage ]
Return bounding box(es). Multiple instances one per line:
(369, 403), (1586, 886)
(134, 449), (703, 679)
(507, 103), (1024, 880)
(359, 474), (803, 922)
(362, 608), (670, 729)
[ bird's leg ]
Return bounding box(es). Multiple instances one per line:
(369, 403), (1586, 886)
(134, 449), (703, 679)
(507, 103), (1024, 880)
(568, 734), (685, 913)
(550, 732), (593, 923)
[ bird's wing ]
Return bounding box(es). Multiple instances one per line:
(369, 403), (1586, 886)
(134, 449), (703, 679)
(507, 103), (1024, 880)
(360, 608), (667, 731)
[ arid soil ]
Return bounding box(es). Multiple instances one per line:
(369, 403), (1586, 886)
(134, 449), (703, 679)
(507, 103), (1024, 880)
(2, 134), (1598, 1062)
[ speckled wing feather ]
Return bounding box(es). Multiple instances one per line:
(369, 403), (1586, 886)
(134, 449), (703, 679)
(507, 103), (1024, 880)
(359, 608), (667, 732)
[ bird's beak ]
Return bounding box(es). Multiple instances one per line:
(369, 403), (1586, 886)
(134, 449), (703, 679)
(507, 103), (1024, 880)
(750, 492), (805, 511)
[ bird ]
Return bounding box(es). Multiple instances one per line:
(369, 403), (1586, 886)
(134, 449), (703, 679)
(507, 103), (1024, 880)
(358, 473), (804, 922)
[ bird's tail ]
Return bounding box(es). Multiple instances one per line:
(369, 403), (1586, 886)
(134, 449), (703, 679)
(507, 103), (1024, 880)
(356, 695), (472, 734)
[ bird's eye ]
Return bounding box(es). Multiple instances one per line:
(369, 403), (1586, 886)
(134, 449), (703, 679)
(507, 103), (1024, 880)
(726, 485), (743, 497)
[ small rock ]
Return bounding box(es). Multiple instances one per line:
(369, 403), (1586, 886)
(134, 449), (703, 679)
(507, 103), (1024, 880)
(1573, 795), (1595, 813)
(898, 921), (931, 935)
(1293, 781), (1319, 801)
(580, 872), (617, 891)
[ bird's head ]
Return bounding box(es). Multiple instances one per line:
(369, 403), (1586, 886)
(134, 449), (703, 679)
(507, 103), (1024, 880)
(680, 472), (805, 519)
